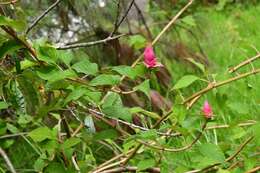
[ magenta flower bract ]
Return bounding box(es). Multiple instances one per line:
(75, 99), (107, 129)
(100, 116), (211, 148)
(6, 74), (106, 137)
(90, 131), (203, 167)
(203, 101), (213, 119)
(143, 45), (163, 68)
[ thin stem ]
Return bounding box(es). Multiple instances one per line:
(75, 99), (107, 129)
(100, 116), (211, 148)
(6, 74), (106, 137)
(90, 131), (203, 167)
(110, 0), (135, 37)
(57, 34), (127, 50)
(185, 136), (254, 173)
(138, 120), (208, 152)
(0, 147), (17, 173)
(246, 166), (260, 173)
(26, 0), (62, 34)
(229, 53), (260, 73)
(184, 68), (260, 105)
(133, 1), (153, 40)
(225, 136), (254, 162)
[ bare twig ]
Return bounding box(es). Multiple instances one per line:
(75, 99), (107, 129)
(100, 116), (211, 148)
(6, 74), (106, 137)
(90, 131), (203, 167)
(185, 136), (254, 173)
(138, 120), (208, 152)
(229, 53), (260, 73)
(110, 0), (121, 37)
(25, 0), (62, 34)
(133, 1), (153, 40)
(0, 147), (17, 173)
(71, 155), (81, 173)
(246, 166), (260, 173)
(225, 136), (254, 162)
(56, 34), (127, 50)
(183, 68), (260, 106)
(0, 132), (28, 139)
(110, 0), (135, 36)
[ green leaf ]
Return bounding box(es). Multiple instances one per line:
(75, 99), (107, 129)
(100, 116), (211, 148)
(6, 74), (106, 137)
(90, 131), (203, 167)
(44, 162), (66, 173)
(101, 92), (122, 107)
(34, 158), (46, 172)
(37, 46), (59, 64)
(130, 107), (160, 119)
(137, 159), (156, 171)
(89, 74), (121, 86)
(0, 101), (8, 110)
(58, 50), (73, 67)
(0, 40), (22, 59)
(20, 59), (37, 70)
(6, 123), (18, 133)
(138, 129), (157, 140)
(112, 65), (137, 79)
(102, 105), (132, 122)
(198, 143), (225, 163)
(61, 137), (81, 149)
(64, 87), (88, 104)
(172, 75), (199, 90)
(28, 127), (56, 142)
(186, 58), (205, 73)
(128, 35), (146, 50)
(0, 16), (26, 31)
(72, 59), (98, 75)
(37, 68), (76, 83)
(83, 90), (102, 104)
(94, 129), (118, 140)
(181, 15), (196, 27)
(134, 80), (150, 98)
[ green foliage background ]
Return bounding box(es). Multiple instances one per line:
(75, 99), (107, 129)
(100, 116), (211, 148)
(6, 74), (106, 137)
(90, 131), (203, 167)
(0, 0), (259, 173)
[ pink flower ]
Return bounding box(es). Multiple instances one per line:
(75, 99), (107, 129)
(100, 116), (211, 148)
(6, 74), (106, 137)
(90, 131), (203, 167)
(202, 101), (213, 119)
(144, 45), (163, 68)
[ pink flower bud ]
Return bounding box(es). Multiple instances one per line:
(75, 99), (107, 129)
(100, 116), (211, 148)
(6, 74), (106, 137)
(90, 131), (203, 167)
(144, 45), (163, 68)
(202, 101), (213, 119)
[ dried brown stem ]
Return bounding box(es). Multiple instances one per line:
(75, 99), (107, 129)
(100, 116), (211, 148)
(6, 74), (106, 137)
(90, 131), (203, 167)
(110, 0), (135, 37)
(229, 53), (260, 73)
(246, 166), (260, 173)
(26, 0), (62, 34)
(100, 166), (160, 173)
(184, 68), (260, 105)
(185, 136), (255, 173)
(0, 147), (17, 173)
(0, 0), (18, 5)
(138, 120), (208, 152)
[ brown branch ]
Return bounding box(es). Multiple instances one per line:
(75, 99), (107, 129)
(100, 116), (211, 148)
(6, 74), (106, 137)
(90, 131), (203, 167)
(225, 136), (254, 162)
(110, 0), (121, 37)
(56, 34), (127, 50)
(229, 53), (260, 73)
(246, 166), (260, 173)
(0, 147), (17, 173)
(185, 136), (255, 173)
(0, 0), (18, 5)
(25, 0), (62, 34)
(110, 0), (135, 37)
(0, 25), (38, 60)
(138, 120), (208, 152)
(133, 1), (153, 40)
(183, 68), (260, 105)
(100, 166), (160, 173)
